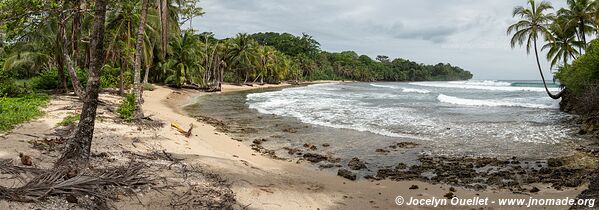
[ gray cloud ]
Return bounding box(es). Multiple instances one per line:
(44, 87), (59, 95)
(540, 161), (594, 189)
(193, 0), (569, 80)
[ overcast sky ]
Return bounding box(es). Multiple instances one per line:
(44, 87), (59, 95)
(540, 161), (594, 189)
(191, 0), (568, 80)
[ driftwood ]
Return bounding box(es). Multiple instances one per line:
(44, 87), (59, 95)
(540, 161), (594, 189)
(171, 122), (194, 138)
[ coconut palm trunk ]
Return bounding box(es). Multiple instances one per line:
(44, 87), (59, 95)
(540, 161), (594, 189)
(533, 37), (564, 99)
(159, 0), (169, 59)
(133, 0), (149, 120)
(58, 0), (107, 166)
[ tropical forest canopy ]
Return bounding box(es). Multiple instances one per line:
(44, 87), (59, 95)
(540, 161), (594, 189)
(0, 0), (472, 98)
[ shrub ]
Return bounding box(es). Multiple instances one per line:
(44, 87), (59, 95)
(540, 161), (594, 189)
(30, 69), (60, 90)
(143, 83), (155, 91)
(116, 94), (136, 122)
(0, 70), (29, 97)
(556, 39), (599, 94)
(0, 94), (49, 131)
(57, 114), (80, 126)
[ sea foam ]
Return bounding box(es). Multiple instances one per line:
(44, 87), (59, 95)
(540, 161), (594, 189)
(437, 94), (557, 109)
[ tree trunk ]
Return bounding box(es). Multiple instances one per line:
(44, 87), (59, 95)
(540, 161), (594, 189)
(533, 37), (564, 100)
(133, 0), (149, 120)
(59, 9), (85, 99)
(159, 0), (169, 59)
(143, 66), (150, 84)
(119, 58), (124, 95)
(57, 0), (107, 166)
(580, 19), (587, 47)
(71, 0), (81, 66)
(55, 28), (68, 93)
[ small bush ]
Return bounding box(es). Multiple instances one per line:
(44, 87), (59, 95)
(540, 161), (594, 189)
(30, 70), (60, 90)
(0, 94), (49, 131)
(57, 114), (80, 126)
(116, 94), (136, 122)
(0, 71), (30, 97)
(143, 83), (155, 91)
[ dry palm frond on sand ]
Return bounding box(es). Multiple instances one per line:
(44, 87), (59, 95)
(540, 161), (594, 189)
(0, 162), (150, 206)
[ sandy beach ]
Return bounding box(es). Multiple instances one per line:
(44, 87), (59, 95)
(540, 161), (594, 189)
(0, 82), (586, 210)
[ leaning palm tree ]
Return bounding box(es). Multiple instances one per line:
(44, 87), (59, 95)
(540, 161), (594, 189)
(508, 0), (564, 99)
(542, 17), (585, 69)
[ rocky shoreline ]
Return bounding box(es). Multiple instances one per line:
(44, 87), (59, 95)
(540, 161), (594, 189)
(192, 111), (599, 196)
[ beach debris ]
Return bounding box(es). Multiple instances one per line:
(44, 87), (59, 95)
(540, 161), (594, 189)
(337, 169), (357, 181)
(27, 137), (67, 151)
(348, 157), (367, 170)
(322, 143), (330, 147)
(19, 153), (32, 166)
(282, 127), (298, 133)
(171, 122), (194, 138)
(0, 161), (150, 208)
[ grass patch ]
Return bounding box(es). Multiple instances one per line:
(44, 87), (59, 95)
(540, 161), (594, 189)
(143, 83), (155, 91)
(0, 94), (49, 132)
(57, 114), (80, 126)
(117, 94), (136, 122)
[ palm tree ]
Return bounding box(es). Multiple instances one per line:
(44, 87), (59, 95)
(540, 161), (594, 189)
(557, 0), (595, 47)
(508, 0), (564, 99)
(542, 17), (584, 69)
(132, 0), (149, 119)
(225, 33), (258, 84)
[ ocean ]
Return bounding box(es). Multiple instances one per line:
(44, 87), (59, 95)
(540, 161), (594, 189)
(185, 80), (584, 171)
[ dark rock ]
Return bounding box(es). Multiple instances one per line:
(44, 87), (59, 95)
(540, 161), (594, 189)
(303, 153), (327, 163)
(409, 185), (419, 190)
(348, 157), (368, 170)
(322, 143), (330, 147)
(444, 192), (455, 199)
(449, 187), (456, 192)
(375, 148), (390, 153)
(282, 147), (301, 155)
(303, 143), (317, 150)
(547, 158), (564, 167)
(395, 163), (407, 170)
(395, 142), (420, 149)
(338, 169), (357, 181)
(530, 187), (540, 193)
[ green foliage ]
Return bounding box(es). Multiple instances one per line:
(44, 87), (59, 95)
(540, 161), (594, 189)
(143, 83), (155, 91)
(0, 93), (48, 132)
(100, 64), (122, 88)
(30, 69), (60, 90)
(116, 94), (136, 122)
(556, 39), (599, 93)
(0, 70), (30, 97)
(57, 114), (80, 126)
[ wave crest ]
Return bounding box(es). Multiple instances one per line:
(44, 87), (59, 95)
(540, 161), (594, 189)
(437, 94), (557, 109)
